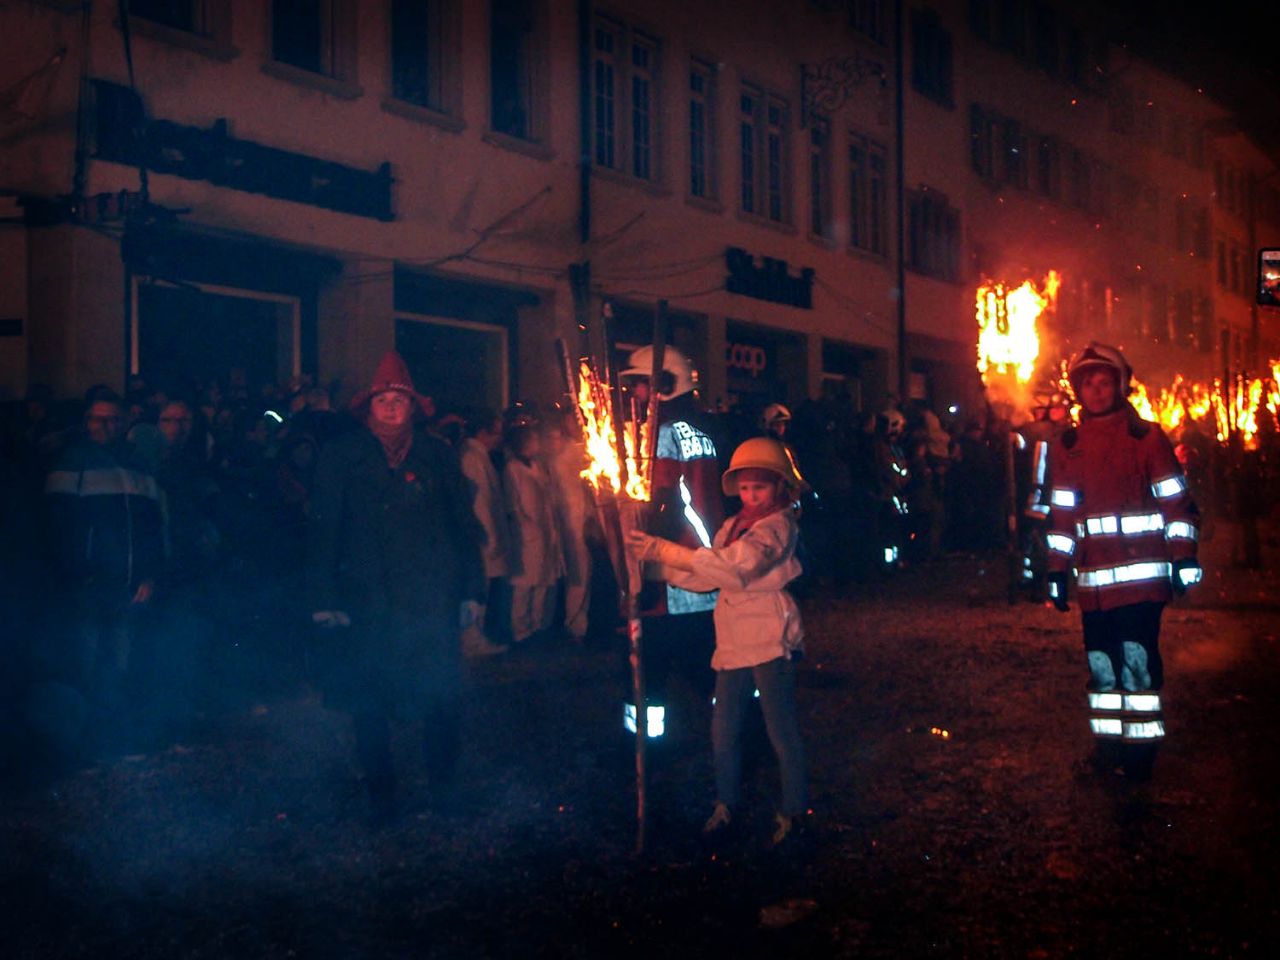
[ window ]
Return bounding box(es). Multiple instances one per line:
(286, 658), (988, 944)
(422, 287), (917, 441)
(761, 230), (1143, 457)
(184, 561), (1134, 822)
(996, 0), (1027, 58)
(969, 0), (992, 41)
(130, 0), (218, 36)
(1174, 202), (1190, 252)
(1067, 147), (1089, 211)
(592, 19), (658, 180)
(1109, 85), (1134, 135)
(809, 118), (833, 238)
(850, 0), (886, 43)
(1195, 295), (1214, 352)
(1164, 113), (1186, 161)
(907, 186), (960, 281)
(272, 0), (355, 80)
(1173, 290), (1194, 345)
(1001, 117), (1026, 188)
(849, 133), (888, 255)
(740, 86), (789, 222)
(1229, 245), (1241, 295)
(1035, 135), (1059, 199)
(911, 8), (953, 106)
(1031, 3), (1057, 74)
(1216, 239), (1228, 286)
(689, 59), (715, 199)
(390, 0), (452, 113)
(1140, 187), (1159, 242)
(969, 104), (997, 180)
(490, 0), (538, 140)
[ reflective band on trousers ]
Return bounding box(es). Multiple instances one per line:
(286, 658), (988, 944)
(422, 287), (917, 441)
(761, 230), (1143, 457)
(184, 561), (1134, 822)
(1077, 561), (1171, 588)
(1089, 692), (1162, 712)
(1046, 533), (1075, 555)
(623, 703), (666, 738)
(1089, 718), (1166, 740)
(1051, 488), (1078, 508)
(1166, 521), (1198, 541)
(1151, 475), (1186, 499)
(1074, 512), (1164, 537)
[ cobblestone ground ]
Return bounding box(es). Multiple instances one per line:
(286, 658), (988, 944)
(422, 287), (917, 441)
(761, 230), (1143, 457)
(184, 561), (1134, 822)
(3, 520), (1279, 958)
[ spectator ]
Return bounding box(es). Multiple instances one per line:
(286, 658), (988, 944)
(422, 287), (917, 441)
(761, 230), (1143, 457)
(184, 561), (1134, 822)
(307, 352), (485, 824)
(458, 407), (514, 657)
(44, 391), (164, 753)
(503, 412), (564, 644)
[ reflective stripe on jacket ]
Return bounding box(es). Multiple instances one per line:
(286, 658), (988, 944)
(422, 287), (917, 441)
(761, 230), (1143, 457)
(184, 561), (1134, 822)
(1045, 406), (1198, 612)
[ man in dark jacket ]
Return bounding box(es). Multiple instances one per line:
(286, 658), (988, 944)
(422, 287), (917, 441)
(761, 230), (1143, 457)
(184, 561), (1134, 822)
(44, 391), (164, 740)
(308, 352), (485, 824)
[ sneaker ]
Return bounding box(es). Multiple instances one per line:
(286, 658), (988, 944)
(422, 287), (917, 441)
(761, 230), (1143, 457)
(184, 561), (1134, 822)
(702, 801), (733, 836)
(463, 635), (509, 658)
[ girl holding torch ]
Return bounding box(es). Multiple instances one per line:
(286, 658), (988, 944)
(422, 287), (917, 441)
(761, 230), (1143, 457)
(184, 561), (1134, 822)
(627, 436), (810, 846)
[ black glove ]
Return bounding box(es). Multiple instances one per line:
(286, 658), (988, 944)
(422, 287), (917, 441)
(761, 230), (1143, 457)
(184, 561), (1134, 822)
(1047, 572), (1070, 612)
(1171, 558), (1202, 596)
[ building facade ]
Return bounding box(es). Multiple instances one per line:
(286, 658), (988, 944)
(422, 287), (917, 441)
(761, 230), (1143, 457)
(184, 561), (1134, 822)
(1, 0), (1277, 415)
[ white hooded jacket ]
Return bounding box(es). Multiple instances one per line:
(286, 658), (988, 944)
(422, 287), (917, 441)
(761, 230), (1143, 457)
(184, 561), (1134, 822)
(663, 508), (805, 671)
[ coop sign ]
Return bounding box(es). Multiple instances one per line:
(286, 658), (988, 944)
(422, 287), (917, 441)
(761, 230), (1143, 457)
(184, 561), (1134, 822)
(726, 343), (769, 378)
(725, 247), (814, 309)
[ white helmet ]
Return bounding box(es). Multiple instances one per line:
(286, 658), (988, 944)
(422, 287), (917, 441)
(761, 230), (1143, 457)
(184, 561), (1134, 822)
(1067, 341), (1132, 398)
(760, 403), (792, 429)
(621, 345), (699, 399)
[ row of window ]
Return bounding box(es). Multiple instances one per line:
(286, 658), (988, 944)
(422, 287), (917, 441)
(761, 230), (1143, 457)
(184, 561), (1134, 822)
(1216, 239), (1257, 301)
(1108, 87), (1207, 169)
(968, 0), (1105, 92)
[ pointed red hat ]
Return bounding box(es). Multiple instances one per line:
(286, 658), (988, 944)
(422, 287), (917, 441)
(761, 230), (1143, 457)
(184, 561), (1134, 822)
(350, 351), (433, 415)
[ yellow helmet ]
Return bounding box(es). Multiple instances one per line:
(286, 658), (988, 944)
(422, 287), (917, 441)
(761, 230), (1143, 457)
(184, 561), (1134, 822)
(721, 436), (804, 495)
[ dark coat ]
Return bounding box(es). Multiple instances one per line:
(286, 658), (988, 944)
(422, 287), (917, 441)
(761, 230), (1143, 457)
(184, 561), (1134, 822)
(306, 425), (485, 714)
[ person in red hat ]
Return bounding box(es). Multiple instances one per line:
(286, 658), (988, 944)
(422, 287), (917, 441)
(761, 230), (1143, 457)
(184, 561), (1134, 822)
(307, 351), (485, 824)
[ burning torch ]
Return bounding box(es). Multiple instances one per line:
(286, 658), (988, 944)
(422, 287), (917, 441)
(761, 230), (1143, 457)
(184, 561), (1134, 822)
(555, 301), (668, 854)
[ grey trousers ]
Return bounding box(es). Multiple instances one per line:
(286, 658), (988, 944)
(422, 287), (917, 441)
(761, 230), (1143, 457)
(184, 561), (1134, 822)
(712, 656), (808, 817)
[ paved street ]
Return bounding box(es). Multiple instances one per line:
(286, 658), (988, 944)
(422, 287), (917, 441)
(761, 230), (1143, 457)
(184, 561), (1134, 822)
(4, 520), (1279, 958)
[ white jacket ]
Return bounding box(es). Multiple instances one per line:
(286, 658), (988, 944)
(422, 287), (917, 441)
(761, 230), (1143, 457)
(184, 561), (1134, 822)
(504, 454), (565, 587)
(665, 508), (804, 671)
(459, 437), (512, 579)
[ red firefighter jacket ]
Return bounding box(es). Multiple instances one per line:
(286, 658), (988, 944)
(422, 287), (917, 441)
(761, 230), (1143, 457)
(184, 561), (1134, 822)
(1045, 405), (1199, 612)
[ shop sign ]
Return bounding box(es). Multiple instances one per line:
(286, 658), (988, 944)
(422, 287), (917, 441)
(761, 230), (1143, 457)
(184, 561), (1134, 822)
(725, 247), (814, 309)
(726, 340), (772, 379)
(90, 80), (394, 221)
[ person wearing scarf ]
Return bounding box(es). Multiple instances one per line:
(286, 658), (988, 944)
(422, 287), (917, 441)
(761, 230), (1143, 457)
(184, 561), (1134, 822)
(307, 352), (485, 825)
(627, 436), (810, 847)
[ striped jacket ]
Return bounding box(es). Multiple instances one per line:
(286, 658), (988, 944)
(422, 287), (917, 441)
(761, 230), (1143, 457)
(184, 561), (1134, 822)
(1045, 405), (1199, 612)
(44, 438), (164, 591)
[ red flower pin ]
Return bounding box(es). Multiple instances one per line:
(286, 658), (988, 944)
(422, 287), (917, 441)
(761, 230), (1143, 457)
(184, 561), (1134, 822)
(404, 471), (417, 483)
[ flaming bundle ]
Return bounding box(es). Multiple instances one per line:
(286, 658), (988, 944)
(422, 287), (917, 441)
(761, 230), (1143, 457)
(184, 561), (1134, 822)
(1058, 359), (1280, 450)
(976, 271), (1060, 385)
(558, 317), (667, 854)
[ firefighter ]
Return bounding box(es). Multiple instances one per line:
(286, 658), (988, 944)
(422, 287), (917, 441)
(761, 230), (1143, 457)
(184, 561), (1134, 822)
(1045, 342), (1202, 781)
(620, 344), (725, 745)
(1016, 391), (1072, 597)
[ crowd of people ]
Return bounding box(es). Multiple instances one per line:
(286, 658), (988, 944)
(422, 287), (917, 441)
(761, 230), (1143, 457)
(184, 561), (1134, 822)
(1, 344), (1273, 817)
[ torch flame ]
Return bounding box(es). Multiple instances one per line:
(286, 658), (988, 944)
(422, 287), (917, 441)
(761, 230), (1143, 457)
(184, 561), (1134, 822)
(575, 360), (652, 501)
(977, 271), (1059, 385)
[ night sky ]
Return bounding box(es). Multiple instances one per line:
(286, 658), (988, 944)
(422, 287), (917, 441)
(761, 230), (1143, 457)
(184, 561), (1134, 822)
(1086, 0), (1280, 159)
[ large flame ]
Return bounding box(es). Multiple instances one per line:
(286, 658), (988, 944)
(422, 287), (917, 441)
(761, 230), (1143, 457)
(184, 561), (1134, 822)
(977, 271), (1060, 385)
(574, 360), (651, 501)
(1059, 358), (1280, 450)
